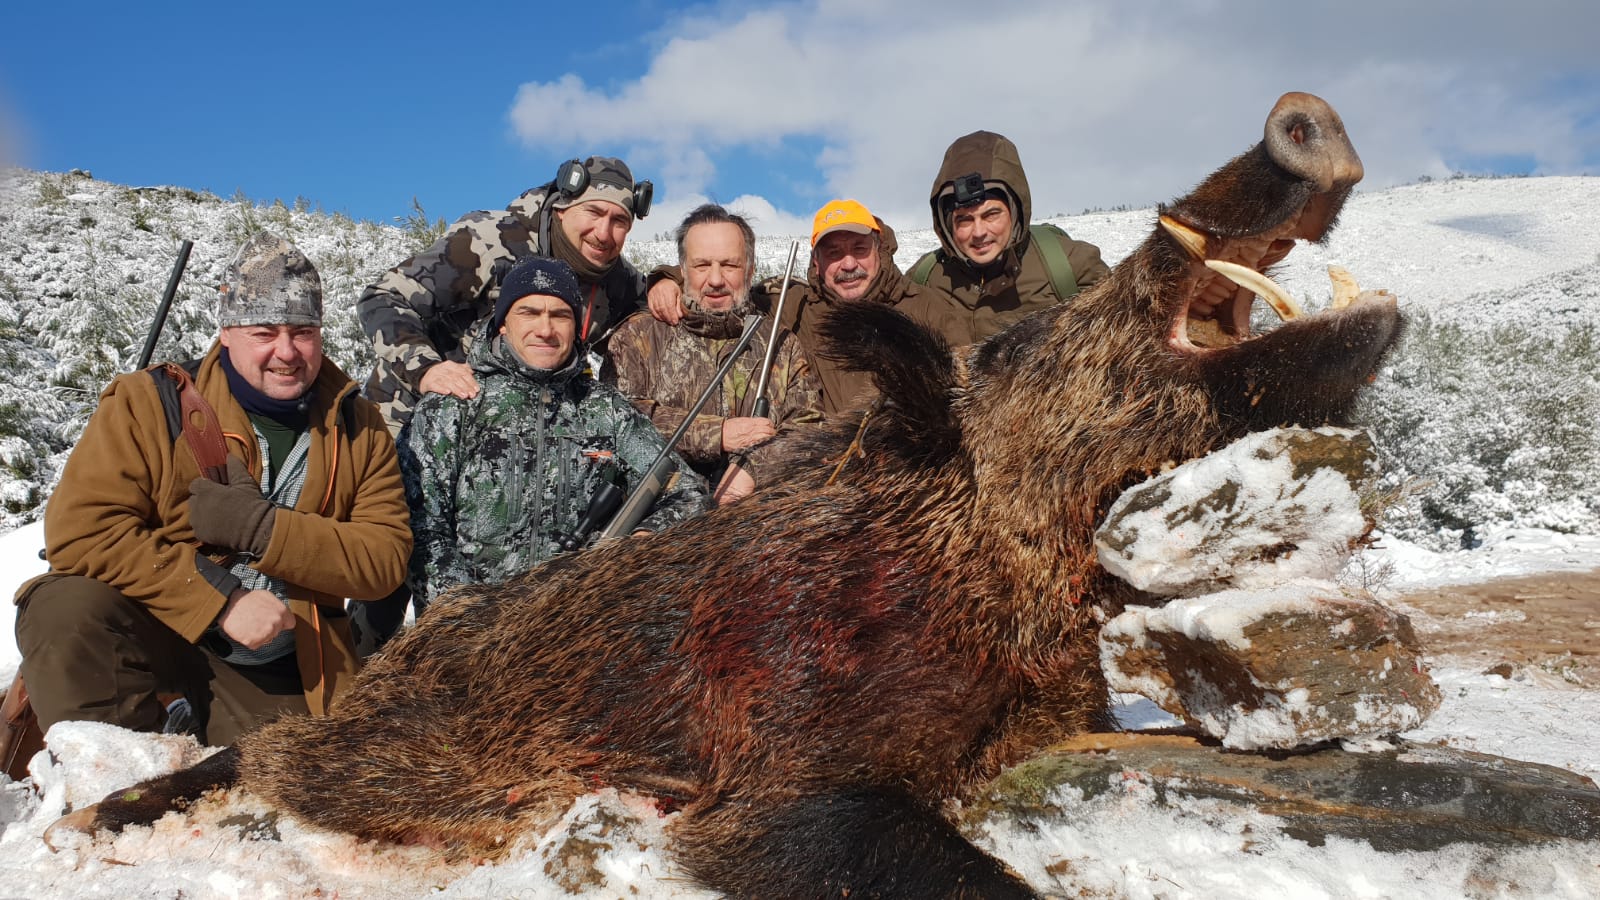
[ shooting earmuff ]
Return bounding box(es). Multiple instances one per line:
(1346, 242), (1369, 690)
(553, 158), (654, 219)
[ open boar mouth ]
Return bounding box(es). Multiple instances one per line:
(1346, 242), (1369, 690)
(1152, 91), (1385, 354)
(1158, 213), (1383, 352)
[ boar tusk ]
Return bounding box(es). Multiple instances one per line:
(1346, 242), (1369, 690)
(1203, 259), (1304, 321)
(1159, 215), (1209, 261)
(1328, 265), (1360, 310)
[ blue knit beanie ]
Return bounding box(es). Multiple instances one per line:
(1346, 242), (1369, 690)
(494, 256), (583, 331)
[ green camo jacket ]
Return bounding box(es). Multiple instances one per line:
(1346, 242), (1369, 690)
(398, 327), (708, 605)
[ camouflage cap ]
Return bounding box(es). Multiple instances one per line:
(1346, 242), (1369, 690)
(550, 156), (639, 217)
(218, 232), (323, 328)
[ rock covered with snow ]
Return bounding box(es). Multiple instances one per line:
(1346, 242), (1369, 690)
(970, 732), (1600, 884)
(1100, 585), (1441, 750)
(1095, 427), (1440, 749)
(1094, 427), (1379, 597)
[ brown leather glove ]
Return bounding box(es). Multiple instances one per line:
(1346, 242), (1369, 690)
(188, 455), (276, 557)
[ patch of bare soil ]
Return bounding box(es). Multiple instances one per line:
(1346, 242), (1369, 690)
(1390, 568), (1600, 686)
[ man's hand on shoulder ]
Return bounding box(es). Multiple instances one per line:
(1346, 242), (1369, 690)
(419, 360), (480, 399)
(647, 278), (684, 325)
(189, 456), (276, 557)
(218, 588), (295, 650)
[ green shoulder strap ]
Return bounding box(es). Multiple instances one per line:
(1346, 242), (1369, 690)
(1029, 223), (1079, 301)
(909, 250), (940, 285)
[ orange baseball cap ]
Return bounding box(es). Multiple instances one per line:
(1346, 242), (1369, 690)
(811, 199), (880, 247)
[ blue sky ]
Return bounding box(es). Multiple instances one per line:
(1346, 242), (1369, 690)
(3, 1), (1596, 239)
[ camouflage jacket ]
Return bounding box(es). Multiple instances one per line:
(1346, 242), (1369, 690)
(602, 308), (823, 486)
(358, 184), (648, 433)
(398, 325), (708, 605)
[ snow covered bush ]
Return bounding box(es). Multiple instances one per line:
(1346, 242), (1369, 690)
(1361, 301), (1600, 550)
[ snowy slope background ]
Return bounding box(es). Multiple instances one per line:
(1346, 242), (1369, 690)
(1, 168), (1597, 549)
(1, 169), (1598, 897)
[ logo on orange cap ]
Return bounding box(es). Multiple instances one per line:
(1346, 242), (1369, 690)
(811, 199), (880, 247)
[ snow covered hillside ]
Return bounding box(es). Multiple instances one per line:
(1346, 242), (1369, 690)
(1, 168), (1597, 546)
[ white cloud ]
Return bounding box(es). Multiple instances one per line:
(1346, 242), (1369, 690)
(508, 0), (1600, 237)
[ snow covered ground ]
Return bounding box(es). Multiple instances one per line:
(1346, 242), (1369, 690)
(1, 518), (1597, 898)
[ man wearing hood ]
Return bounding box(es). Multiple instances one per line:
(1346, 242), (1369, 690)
(399, 256), (707, 609)
(606, 205), (822, 504)
(909, 131), (1110, 346)
(359, 156), (653, 434)
(646, 199), (932, 418)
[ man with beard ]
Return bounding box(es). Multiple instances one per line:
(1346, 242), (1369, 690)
(607, 204), (822, 505)
(908, 131), (1110, 345)
(647, 199), (933, 418)
(358, 156), (654, 435)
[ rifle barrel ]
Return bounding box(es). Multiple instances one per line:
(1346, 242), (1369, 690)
(750, 241), (801, 418)
(135, 240), (194, 370)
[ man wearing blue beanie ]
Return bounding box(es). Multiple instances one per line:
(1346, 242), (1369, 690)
(396, 256), (708, 618)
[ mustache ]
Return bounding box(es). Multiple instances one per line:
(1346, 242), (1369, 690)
(832, 266), (869, 284)
(684, 285), (751, 309)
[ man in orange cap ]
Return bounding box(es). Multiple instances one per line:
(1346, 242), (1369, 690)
(647, 198), (935, 417)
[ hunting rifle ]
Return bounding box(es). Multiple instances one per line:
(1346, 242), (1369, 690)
(136, 240), (194, 370)
(750, 241), (800, 419)
(595, 313), (766, 541)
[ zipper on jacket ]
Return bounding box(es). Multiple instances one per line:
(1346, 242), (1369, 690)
(504, 390), (526, 539)
(531, 385), (551, 558)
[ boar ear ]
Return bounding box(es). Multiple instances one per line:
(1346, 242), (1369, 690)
(817, 302), (963, 468)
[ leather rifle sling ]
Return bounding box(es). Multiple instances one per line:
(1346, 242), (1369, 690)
(163, 363), (230, 483)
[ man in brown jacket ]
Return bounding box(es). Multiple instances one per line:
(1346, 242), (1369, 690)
(906, 130), (1111, 346)
(647, 199), (933, 418)
(13, 233), (411, 747)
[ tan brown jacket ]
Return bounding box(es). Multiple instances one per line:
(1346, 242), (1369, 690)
(751, 220), (936, 417)
(29, 344), (411, 714)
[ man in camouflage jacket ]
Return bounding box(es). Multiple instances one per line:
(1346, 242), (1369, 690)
(400, 256), (706, 607)
(606, 205), (822, 504)
(359, 156), (651, 433)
